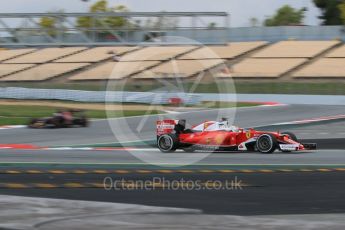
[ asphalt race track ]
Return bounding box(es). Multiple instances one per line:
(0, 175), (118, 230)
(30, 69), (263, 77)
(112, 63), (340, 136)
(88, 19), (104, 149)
(0, 149), (344, 165)
(0, 103), (345, 217)
(1, 104), (345, 146)
(0, 104), (344, 165)
(1, 171), (345, 215)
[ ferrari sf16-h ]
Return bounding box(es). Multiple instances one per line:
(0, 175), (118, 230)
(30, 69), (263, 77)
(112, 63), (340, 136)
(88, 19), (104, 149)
(156, 119), (316, 153)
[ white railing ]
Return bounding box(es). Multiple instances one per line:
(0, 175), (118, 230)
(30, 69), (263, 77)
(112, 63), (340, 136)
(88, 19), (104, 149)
(0, 87), (200, 105)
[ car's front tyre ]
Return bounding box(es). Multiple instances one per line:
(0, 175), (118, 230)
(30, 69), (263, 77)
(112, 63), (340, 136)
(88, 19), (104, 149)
(281, 131), (298, 142)
(256, 134), (277, 154)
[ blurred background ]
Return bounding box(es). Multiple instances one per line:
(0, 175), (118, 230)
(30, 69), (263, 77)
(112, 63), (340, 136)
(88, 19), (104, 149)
(0, 0), (345, 112)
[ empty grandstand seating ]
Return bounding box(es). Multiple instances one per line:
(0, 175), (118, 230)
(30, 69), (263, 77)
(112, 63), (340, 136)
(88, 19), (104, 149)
(120, 46), (196, 61)
(0, 63), (89, 81)
(0, 64), (35, 78)
(252, 41), (340, 58)
(69, 61), (160, 80)
(325, 45), (345, 57)
(1, 40), (345, 82)
(230, 58), (307, 78)
(0, 49), (36, 62)
(134, 59), (225, 79)
(55, 46), (138, 63)
(293, 58), (345, 78)
(178, 41), (267, 60)
(4, 47), (86, 64)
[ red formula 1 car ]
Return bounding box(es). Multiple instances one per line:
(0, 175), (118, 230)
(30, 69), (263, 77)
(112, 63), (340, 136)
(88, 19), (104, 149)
(156, 119), (316, 153)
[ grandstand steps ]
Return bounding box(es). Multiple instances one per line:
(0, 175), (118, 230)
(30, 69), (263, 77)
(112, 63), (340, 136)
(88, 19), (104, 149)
(55, 46), (141, 63)
(0, 63), (90, 82)
(50, 46), (143, 82)
(228, 40), (342, 80)
(3, 47), (143, 83)
(0, 48), (37, 63)
(0, 47), (93, 81)
(188, 42), (270, 81)
(281, 41), (344, 80)
(0, 64), (36, 79)
(4, 47), (88, 64)
(49, 47), (90, 63)
(226, 42), (271, 66)
(222, 42), (271, 78)
(67, 46), (202, 82)
(1, 41), (345, 83)
(123, 46), (203, 80)
(124, 46), (203, 80)
(130, 42), (269, 81)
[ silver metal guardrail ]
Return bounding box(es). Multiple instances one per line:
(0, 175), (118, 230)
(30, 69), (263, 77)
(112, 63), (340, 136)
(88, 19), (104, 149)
(0, 87), (200, 105)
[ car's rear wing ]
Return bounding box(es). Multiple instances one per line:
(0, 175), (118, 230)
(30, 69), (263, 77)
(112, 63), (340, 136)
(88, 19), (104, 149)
(156, 120), (178, 136)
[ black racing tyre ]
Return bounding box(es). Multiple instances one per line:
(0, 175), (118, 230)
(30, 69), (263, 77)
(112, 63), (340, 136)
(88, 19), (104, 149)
(157, 134), (179, 153)
(81, 120), (89, 127)
(281, 132), (298, 142)
(78, 118), (89, 127)
(256, 134), (277, 154)
(27, 118), (37, 128)
(51, 117), (64, 128)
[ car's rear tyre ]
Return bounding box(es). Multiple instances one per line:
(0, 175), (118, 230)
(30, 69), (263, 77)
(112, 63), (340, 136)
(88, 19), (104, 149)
(157, 134), (178, 153)
(83, 119), (90, 127)
(79, 118), (89, 127)
(256, 134), (277, 154)
(51, 117), (64, 128)
(281, 132), (298, 142)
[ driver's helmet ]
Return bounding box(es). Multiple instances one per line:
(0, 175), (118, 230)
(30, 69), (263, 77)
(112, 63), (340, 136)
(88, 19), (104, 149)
(177, 119), (186, 129)
(218, 122), (227, 129)
(218, 118), (239, 132)
(218, 118), (229, 129)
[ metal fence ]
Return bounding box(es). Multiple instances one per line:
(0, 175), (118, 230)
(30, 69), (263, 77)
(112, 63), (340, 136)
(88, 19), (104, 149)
(227, 26), (345, 42)
(2, 25), (345, 46)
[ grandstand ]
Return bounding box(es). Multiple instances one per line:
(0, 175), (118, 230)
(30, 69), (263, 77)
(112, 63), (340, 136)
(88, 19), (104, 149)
(133, 59), (225, 79)
(0, 11), (344, 85)
(325, 45), (345, 57)
(293, 59), (345, 78)
(120, 46), (196, 61)
(0, 49), (36, 62)
(4, 47), (86, 64)
(0, 40), (345, 82)
(0, 64), (35, 78)
(178, 42), (267, 60)
(229, 58), (307, 78)
(251, 41), (340, 58)
(0, 63), (89, 81)
(227, 40), (343, 79)
(69, 61), (160, 80)
(292, 42), (345, 78)
(55, 46), (139, 63)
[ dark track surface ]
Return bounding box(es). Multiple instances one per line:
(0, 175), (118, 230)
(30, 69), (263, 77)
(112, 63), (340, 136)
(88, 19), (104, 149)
(1, 171), (345, 215)
(1, 104), (345, 146)
(0, 104), (344, 217)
